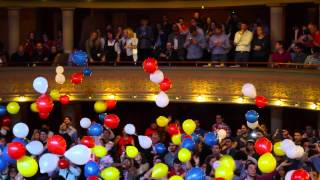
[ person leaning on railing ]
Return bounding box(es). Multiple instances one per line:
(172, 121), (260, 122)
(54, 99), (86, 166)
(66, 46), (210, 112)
(270, 41), (292, 66)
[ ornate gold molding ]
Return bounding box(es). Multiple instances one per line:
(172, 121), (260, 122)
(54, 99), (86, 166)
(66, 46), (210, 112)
(0, 67), (319, 110)
(0, 0), (318, 9)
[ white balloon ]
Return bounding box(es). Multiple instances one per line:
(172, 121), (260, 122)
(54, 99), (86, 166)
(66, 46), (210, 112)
(241, 83), (257, 99)
(80, 117), (91, 128)
(286, 146), (300, 159)
(124, 124), (136, 135)
(155, 91), (169, 108)
(55, 66), (64, 74)
(295, 145), (304, 159)
(39, 153), (59, 173)
(284, 170), (294, 180)
(217, 129), (227, 140)
(13, 123), (29, 138)
(247, 121), (259, 129)
(138, 135), (152, 149)
(33, 76), (48, 94)
(213, 160), (220, 169)
(281, 139), (295, 152)
(26, 141), (44, 155)
(64, 144), (91, 165)
(150, 70), (164, 83)
(55, 74), (66, 84)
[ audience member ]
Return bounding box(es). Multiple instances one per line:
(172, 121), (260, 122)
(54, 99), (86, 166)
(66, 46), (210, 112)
(184, 26), (206, 60)
(11, 45), (29, 62)
(208, 24), (230, 62)
(251, 25), (269, 61)
(234, 21), (253, 64)
(270, 41), (291, 63)
(136, 19), (154, 61)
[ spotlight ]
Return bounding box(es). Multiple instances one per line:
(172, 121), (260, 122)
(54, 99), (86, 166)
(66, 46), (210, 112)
(275, 100), (282, 106)
(236, 97), (244, 104)
(108, 94), (115, 100)
(196, 95), (205, 102)
(310, 103), (317, 110)
(18, 96), (26, 102)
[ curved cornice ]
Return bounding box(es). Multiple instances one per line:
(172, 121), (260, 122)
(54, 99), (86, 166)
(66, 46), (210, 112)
(0, 66), (319, 110)
(0, 0), (318, 9)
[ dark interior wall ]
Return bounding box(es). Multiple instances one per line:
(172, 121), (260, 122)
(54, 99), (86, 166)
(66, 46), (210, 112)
(0, 8), (8, 51)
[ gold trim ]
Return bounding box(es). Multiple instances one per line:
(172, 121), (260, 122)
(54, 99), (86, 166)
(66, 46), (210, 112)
(0, 0), (318, 9)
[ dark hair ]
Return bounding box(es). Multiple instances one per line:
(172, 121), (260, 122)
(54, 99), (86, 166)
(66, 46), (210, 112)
(276, 40), (284, 47)
(215, 24), (223, 30)
(189, 26), (197, 33)
(234, 151), (247, 161)
(245, 161), (256, 169)
(312, 46), (320, 53)
(173, 158), (181, 165)
(240, 20), (248, 25)
(294, 43), (304, 50)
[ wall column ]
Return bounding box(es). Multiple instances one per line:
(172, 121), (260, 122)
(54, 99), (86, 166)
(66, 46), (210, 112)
(269, 4), (285, 49)
(8, 8), (20, 56)
(270, 108), (283, 133)
(61, 8), (74, 54)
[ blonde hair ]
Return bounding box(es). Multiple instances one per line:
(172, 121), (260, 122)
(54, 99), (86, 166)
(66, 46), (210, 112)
(124, 28), (135, 38)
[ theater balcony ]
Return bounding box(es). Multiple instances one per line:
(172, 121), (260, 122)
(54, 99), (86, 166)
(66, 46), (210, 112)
(1, 65), (319, 111)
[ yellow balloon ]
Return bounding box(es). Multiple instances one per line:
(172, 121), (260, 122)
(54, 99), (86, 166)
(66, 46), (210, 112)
(7, 102), (20, 115)
(17, 156), (38, 178)
(30, 102), (38, 113)
(50, 89), (60, 100)
(273, 141), (285, 156)
(182, 119), (196, 135)
(172, 134), (181, 145)
(215, 166), (234, 180)
(126, 146), (139, 158)
(152, 163), (168, 179)
(258, 153), (277, 173)
(219, 155), (236, 171)
(156, 116), (169, 127)
(169, 175), (184, 180)
(94, 101), (107, 113)
(92, 145), (107, 158)
(178, 148), (191, 162)
(101, 166), (120, 180)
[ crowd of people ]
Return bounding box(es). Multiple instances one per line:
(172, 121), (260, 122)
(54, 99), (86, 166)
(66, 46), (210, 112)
(0, 113), (319, 179)
(1, 11), (320, 66)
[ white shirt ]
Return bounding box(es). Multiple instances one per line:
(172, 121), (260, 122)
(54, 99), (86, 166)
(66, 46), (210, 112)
(234, 30), (253, 52)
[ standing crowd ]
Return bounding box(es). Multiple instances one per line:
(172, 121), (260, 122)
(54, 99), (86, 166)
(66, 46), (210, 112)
(1, 11), (320, 66)
(0, 114), (319, 179)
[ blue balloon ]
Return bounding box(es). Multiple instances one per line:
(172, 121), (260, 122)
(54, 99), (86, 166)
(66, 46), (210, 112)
(98, 113), (107, 121)
(12, 138), (28, 146)
(245, 110), (259, 123)
(155, 143), (166, 154)
(0, 156), (7, 171)
(181, 138), (195, 151)
(83, 68), (92, 76)
(88, 123), (103, 136)
(0, 105), (6, 116)
(71, 51), (88, 66)
(185, 167), (205, 180)
(84, 161), (99, 177)
(3, 146), (16, 164)
(204, 132), (218, 147)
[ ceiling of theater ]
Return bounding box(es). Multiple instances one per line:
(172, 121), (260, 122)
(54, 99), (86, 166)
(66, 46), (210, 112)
(0, 0), (319, 8)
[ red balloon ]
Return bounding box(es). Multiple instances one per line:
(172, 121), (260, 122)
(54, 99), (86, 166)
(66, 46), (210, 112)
(8, 142), (26, 160)
(106, 100), (117, 110)
(71, 72), (84, 84)
(254, 137), (273, 155)
(291, 169), (310, 180)
(159, 77), (172, 92)
(47, 135), (67, 155)
(167, 123), (180, 136)
(143, 57), (158, 73)
(2, 116), (11, 126)
(36, 94), (54, 114)
(58, 159), (70, 169)
(80, 136), (95, 148)
(215, 178), (226, 180)
(255, 96), (268, 108)
(104, 114), (120, 129)
(59, 95), (70, 105)
(39, 112), (50, 119)
(88, 176), (100, 180)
